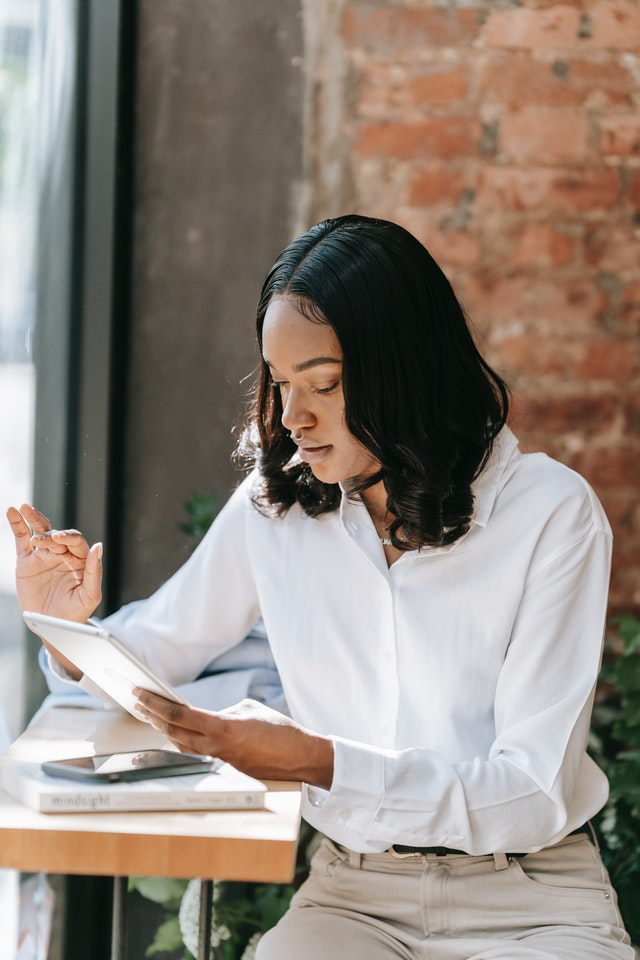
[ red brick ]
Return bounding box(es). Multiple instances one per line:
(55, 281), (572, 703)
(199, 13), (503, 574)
(483, 6), (581, 49)
(408, 167), (468, 206)
(568, 446), (640, 489)
(572, 338), (639, 380)
(355, 118), (479, 160)
(621, 283), (640, 332)
(500, 111), (591, 164)
(343, 7), (481, 52)
(355, 63), (400, 119)
(623, 392), (640, 433)
(467, 277), (606, 333)
(598, 115), (640, 157)
(480, 56), (576, 108)
(509, 224), (574, 268)
(356, 63), (471, 118)
(584, 1), (640, 50)
(497, 335), (638, 380)
(419, 227), (480, 269)
(408, 64), (470, 106)
(569, 59), (636, 108)
(476, 167), (620, 213)
(480, 54), (635, 109)
(511, 391), (618, 435)
(585, 225), (640, 272)
(604, 491), (640, 541)
(608, 568), (640, 618)
(628, 171), (640, 207)
(611, 541), (640, 574)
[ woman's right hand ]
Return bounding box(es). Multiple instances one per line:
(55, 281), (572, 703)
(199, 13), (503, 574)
(6, 504), (103, 624)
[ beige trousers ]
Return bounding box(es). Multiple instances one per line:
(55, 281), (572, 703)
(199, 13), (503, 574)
(256, 834), (633, 960)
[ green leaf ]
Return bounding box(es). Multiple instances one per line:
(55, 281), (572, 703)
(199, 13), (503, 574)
(130, 876), (189, 906)
(616, 616), (640, 655)
(146, 916), (184, 956)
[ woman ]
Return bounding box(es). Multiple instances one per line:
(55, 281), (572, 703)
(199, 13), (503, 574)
(8, 216), (632, 958)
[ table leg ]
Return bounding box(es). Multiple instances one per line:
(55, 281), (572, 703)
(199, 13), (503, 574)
(110, 875), (129, 960)
(198, 879), (214, 960)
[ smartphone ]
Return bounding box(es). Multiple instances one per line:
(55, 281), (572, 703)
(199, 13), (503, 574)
(41, 750), (217, 783)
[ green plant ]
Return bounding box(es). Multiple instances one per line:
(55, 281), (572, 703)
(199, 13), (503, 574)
(130, 823), (318, 959)
(589, 614), (640, 946)
(127, 877), (192, 959)
(180, 490), (220, 541)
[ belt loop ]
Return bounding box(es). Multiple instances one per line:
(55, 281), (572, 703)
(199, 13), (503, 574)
(586, 820), (600, 851)
(493, 852), (509, 871)
(348, 849), (362, 869)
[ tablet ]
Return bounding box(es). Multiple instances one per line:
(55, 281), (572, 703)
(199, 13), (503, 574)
(23, 611), (189, 722)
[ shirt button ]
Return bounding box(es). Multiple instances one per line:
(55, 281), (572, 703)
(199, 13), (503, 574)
(339, 808), (351, 820)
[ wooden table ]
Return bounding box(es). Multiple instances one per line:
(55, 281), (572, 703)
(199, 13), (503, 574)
(0, 706), (302, 960)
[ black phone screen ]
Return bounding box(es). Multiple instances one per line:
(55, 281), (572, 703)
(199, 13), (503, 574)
(42, 750), (215, 782)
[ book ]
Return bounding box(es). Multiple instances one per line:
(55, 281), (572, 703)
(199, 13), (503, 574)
(0, 758), (268, 813)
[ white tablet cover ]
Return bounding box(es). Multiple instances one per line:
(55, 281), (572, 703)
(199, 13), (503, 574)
(23, 611), (188, 722)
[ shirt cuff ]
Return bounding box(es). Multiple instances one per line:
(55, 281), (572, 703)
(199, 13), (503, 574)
(306, 735), (386, 835)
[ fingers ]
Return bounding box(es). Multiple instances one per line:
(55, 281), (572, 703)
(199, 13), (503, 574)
(30, 528), (91, 558)
(134, 690), (208, 731)
(83, 542), (103, 604)
(6, 506), (34, 558)
(7, 505), (91, 559)
(133, 690), (215, 753)
(18, 503), (53, 534)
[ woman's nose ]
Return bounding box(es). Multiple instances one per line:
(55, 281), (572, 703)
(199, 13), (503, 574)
(281, 388), (316, 433)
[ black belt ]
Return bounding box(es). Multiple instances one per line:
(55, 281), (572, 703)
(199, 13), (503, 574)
(390, 844), (467, 857)
(390, 824), (590, 859)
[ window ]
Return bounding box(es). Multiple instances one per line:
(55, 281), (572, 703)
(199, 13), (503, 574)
(0, 0), (40, 741)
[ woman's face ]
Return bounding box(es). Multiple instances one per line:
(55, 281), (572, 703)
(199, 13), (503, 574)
(261, 297), (379, 486)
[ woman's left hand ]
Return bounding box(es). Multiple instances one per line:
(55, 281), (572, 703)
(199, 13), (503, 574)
(133, 690), (334, 790)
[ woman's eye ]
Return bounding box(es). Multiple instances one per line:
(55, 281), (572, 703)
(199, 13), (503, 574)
(269, 378), (338, 395)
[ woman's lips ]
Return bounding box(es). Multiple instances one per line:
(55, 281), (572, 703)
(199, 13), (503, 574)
(297, 444), (332, 465)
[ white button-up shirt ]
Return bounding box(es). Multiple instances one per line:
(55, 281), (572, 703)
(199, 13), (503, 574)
(101, 426), (612, 855)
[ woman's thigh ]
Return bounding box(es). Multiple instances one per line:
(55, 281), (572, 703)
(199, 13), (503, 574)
(256, 837), (633, 960)
(256, 841), (421, 960)
(456, 835), (633, 960)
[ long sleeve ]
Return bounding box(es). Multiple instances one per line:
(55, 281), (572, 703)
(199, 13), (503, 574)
(101, 475), (262, 685)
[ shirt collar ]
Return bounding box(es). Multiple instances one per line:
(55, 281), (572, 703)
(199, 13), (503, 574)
(470, 424), (520, 527)
(338, 424), (520, 536)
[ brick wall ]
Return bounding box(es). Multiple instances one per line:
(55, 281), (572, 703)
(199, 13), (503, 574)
(330, 0), (640, 613)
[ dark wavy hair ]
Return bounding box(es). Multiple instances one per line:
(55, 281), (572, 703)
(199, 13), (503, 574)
(236, 215), (509, 549)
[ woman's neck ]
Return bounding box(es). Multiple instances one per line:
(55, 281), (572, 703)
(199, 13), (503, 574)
(359, 479), (388, 525)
